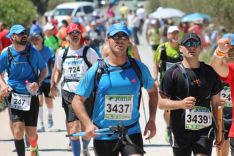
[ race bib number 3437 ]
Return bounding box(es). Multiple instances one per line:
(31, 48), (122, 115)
(104, 95), (133, 120)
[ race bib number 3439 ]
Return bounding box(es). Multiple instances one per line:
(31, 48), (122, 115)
(185, 106), (212, 130)
(104, 95), (133, 120)
(10, 93), (31, 111)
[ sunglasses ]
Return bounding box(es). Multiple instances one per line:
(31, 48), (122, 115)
(109, 34), (129, 40)
(69, 30), (81, 35)
(15, 31), (29, 36)
(183, 41), (201, 47)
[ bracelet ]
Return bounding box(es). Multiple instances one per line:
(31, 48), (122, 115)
(214, 49), (225, 58)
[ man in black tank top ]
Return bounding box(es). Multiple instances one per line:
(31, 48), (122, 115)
(159, 33), (223, 156)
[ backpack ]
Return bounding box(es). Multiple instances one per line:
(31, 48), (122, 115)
(7, 44), (37, 78)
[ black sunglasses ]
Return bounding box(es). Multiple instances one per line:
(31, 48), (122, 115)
(109, 33), (129, 40)
(15, 31), (29, 36)
(69, 30), (81, 35)
(183, 41), (201, 47)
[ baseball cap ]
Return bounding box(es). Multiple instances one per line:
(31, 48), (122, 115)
(223, 33), (234, 46)
(30, 31), (43, 38)
(180, 33), (201, 45)
(6, 24), (27, 38)
(66, 23), (81, 34)
(43, 23), (54, 32)
(107, 23), (130, 37)
(167, 26), (179, 34)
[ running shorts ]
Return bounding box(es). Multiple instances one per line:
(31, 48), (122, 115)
(38, 82), (51, 98)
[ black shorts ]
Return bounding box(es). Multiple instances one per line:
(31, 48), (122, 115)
(171, 129), (213, 156)
(230, 137), (234, 155)
(8, 94), (39, 127)
(224, 123), (231, 140)
(94, 133), (144, 156)
(62, 90), (94, 122)
(38, 82), (51, 98)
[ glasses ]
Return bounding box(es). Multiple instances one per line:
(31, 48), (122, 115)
(15, 31), (29, 36)
(69, 30), (81, 35)
(183, 41), (201, 47)
(109, 34), (129, 40)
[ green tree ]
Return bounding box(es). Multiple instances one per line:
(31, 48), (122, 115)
(0, 0), (37, 28)
(30, 0), (49, 15)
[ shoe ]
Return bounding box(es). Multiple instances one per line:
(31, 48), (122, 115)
(48, 115), (54, 129)
(82, 148), (90, 156)
(30, 145), (39, 156)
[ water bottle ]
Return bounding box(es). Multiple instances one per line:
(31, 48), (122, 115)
(25, 80), (38, 95)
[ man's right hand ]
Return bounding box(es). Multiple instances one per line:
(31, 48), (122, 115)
(0, 85), (12, 97)
(85, 124), (97, 138)
(180, 96), (196, 109)
(217, 38), (232, 53)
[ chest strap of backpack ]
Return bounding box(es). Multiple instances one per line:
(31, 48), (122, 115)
(7, 45), (37, 78)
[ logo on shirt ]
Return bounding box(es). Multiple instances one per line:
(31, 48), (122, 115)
(131, 79), (137, 83)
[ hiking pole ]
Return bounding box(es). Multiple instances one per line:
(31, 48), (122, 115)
(66, 128), (113, 137)
(141, 91), (151, 144)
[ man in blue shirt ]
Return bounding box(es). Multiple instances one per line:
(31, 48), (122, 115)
(72, 23), (158, 156)
(0, 24), (47, 156)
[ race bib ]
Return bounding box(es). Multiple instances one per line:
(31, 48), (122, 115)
(10, 93), (31, 111)
(221, 85), (232, 108)
(63, 58), (85, 80)
(166, 62), (175, 70)
(185, 106), (212, 130)
(104, 95), (133, 120)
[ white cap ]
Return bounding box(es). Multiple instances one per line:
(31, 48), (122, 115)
(167, 26), (179, 34)
(43, 23), (54, 32)
(150, 19), (157, 25)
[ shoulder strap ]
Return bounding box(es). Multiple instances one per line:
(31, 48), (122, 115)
(176, 63), (190, 97)
(129, 57), (143, 87)
(94, 58), (107, 91)
(61, 47), (69, 71)
(83, 46), (92, 69)
(7, 47), (13, 75)
(26, 45), (38, 78)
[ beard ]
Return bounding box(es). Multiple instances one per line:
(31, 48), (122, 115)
(16, 39), (28, 45)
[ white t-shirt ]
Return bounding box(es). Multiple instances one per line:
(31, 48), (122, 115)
(56, 46), (99, 92)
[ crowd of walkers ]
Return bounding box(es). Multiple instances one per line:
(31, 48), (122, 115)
(0, 1), (234, 156)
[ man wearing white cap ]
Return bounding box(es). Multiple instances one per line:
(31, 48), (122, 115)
(146, 19), (160, 52)
(153, 25), (181, 142)
(43, 23), (60, 52)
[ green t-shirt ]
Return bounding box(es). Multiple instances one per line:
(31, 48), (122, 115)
(147, 28), (160, 45)
(153, 42), (180, 64)
(44, 35), (60, 52)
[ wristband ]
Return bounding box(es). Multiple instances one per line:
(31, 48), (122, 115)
(214, 49), (225, 58)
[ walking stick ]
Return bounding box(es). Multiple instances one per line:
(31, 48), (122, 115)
(216, 106), (223, 156)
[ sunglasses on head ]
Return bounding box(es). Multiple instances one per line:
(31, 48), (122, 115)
(109, 33), (129, 40)
(69, 30), (81, 35)
(183, 41), (201, 47)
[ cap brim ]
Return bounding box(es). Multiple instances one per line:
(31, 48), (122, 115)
(108, 30), (129, 37)
(6, 28), (26, 38)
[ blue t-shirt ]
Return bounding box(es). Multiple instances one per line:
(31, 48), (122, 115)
(0, 45), (47, 94)
(75, 58), (154, 140)
(37, 46), (55, 83)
